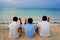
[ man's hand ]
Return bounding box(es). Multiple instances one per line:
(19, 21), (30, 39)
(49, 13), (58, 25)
(24, 19), (28, 24)
(18, 17), (22, 24)
(48, 17), (50, 22)
(19, 18), (21, 21)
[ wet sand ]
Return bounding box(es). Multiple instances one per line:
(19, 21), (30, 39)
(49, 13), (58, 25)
(0, 24), (60, 40)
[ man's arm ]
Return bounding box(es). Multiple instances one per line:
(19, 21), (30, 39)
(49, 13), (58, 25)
(24, 19), (28, 24)
(18, 18), (22, 24)
(18, 18), (22, 35)
(36, 23), (40, 29)
(48, 17), (50, 22)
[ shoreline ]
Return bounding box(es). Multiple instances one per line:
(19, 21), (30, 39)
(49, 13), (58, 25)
(0, 21), (60, 25)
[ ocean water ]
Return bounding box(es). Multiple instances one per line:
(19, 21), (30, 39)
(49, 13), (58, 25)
(0, 8), (60, 21)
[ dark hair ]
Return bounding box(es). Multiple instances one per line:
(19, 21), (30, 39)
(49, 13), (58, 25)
(13, 16), (18, 22)
(28, 18), (33, 24)
(42, 16), (47, 21)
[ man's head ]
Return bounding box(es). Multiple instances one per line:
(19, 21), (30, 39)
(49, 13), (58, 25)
(28, 18), (33, 24)
(13, 16), (18, 22)
(42, 16), (47, 21)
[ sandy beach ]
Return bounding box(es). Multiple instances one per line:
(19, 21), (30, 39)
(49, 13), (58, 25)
(0, 23), (60, 40)
(0, 0), (60, 40)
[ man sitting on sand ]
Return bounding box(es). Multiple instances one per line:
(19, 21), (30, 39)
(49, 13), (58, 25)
(8, 16), (22, 38)
(24, 18), (37, 38)
(37, 16), (51, 37)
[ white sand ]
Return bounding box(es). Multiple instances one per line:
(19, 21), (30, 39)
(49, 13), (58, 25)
(0, 24), (60, 40)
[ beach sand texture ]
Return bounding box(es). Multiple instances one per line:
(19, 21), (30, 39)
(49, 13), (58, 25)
(0, 24), (60, 40)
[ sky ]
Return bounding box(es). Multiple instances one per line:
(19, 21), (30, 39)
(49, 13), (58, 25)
(0, 0), (60, 8)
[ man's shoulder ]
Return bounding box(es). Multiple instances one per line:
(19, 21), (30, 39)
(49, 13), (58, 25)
(37, 21), (50, 25)
(9, 22), (14, 25)
(24, 24), (28, 26)
(11, 21), (16, 24)
(47, 22), (50, 25)
(24, 24), (35, 26)
(9, 21), (20, 26)
(37, 21), (41, 24)
(8, 22), (13, 27)
(24, 24), (28, 25)
(24, 24), (31, 26)
(32, 24), (36, 26)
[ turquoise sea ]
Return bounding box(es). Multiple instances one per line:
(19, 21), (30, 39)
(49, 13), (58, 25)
(0, 8), (60, 21)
